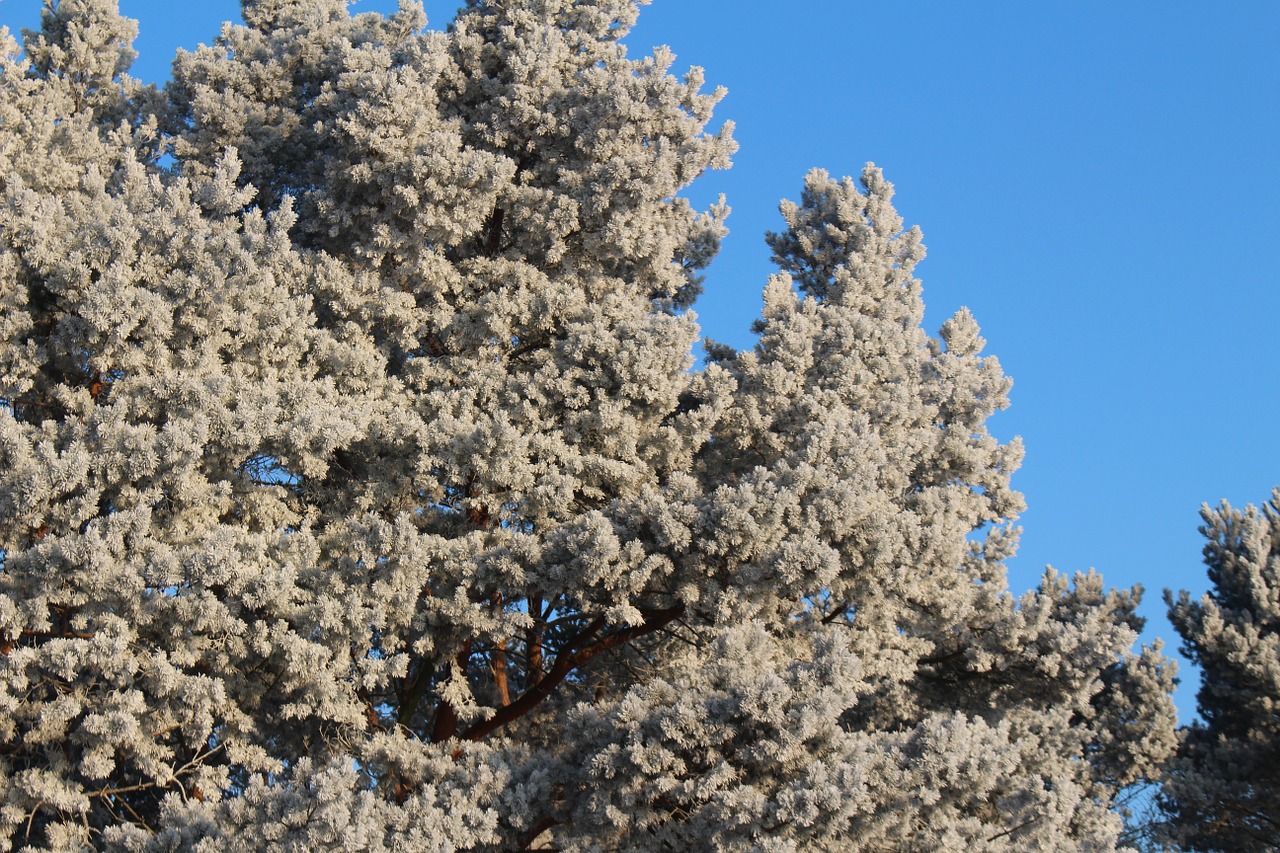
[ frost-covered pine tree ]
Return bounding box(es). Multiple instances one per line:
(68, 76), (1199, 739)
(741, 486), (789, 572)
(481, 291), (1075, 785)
(1, 1), (1174, 850)
(1161, 491), (1280, 852)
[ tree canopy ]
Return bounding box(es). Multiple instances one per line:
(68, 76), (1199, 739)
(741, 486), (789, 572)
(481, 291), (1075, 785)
(1161, 491), (1280, 851)
(0, 1), (1175, 850)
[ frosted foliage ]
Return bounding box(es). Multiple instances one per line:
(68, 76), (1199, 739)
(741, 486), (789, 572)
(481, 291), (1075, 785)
(1161, 491), (1280, 851)
(0, 1), (1172, 850)
(19, 0), (141, 127)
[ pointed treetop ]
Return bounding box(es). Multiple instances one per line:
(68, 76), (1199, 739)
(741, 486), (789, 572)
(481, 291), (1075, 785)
(22, 0), (138, 119)
(767, 165), (925, 308)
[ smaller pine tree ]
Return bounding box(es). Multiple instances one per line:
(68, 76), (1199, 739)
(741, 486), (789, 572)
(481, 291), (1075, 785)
(1163, 490), (1280, 851)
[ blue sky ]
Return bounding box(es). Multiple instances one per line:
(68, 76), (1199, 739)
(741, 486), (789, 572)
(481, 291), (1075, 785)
(3, 0), (1277, 720)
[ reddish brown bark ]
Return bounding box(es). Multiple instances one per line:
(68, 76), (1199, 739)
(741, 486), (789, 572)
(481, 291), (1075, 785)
(466, 503), (492, 527)
(26, 523), (49, 549)
(357, 688), (383, 731)
(491, 643), (512, 707)
(428, 640), (473, 743)
(515, 816), (560, 851)
(454, 605), (683, 744)
(484, 206), (505, 255)
(464, 473), (494, 528)
(526, 594), (546, 691)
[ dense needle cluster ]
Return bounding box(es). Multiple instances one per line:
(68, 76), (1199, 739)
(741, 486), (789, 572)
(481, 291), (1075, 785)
(1, 1), (1181, 850)
(1160, 494), (1280, 852)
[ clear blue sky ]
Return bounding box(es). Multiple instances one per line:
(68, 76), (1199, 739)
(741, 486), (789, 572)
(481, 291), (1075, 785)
(4, 0), (1277, 721)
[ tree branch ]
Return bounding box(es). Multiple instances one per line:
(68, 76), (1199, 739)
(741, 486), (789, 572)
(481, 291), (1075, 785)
(511, 815), (560, 851)
(429, 640), (473, 743)
(457, 605), (683, 743)
(484, 206), (505, 255)
(987, 814), (1040, 842)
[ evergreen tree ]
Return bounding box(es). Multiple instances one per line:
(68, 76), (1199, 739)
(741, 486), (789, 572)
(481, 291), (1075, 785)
(0, 2), (1174, 849)
(1162, 491), (1280, 851)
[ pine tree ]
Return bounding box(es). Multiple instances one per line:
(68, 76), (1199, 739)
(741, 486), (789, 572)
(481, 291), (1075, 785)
(0, 2), (1174, 850)
(1162, 491), (1280, 851)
